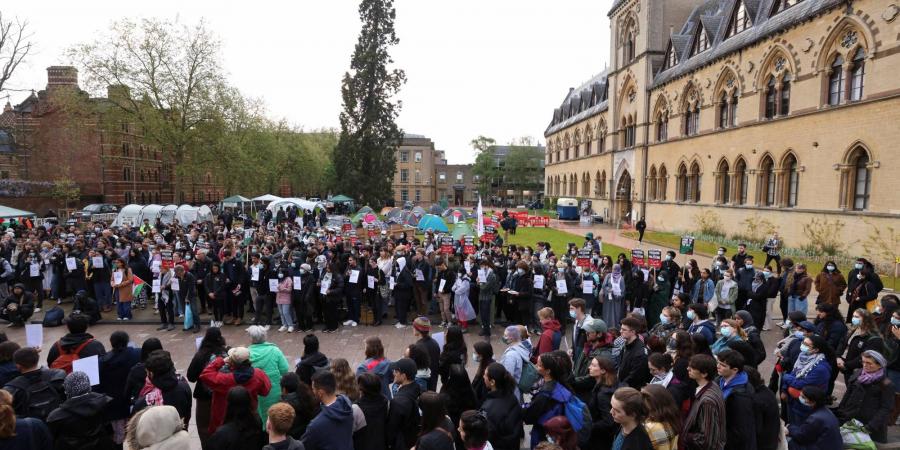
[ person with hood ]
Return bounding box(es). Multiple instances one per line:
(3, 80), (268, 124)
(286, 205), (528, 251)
(265, 402), (305, 450)
(437, 326), (468, 385)
(785, 386), (841, 450)
(206, 386), (267, 450)
(46, 371), (114, 450)
(480, 363), (524, 450)
(498, 325), (531, 397)
(832, 350), (894, 443)
(599, 264), (626, 329)
(386, 358), (421, 450)
(0, 283), (34, 326)
(746, 269), (773, 330)
(72, 289), (101, 325)
(814, 261), (847, 307)
(715, 350), (757, 450)
(733, 310), (766, 366)
(131, 350), (192, 427)
(356, 336), (392, 398)
(247, 325), (290, 427)
(98, 331), (140, 444)
(46, 314), (106, 372)
(686, 303), (716, 346)
(123, 405), (191, 450)
(533, 307), (561, 362)
(354, 373), (388, 450)
(814, 303), (848, 352)
(296, 334), (329, 385)
(199, 346), (272, 435)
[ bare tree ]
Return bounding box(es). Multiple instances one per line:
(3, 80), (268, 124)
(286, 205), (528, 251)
(0, 13), (33, 93)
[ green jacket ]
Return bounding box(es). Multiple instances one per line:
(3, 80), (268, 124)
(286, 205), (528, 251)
(250, 341), (290, 428)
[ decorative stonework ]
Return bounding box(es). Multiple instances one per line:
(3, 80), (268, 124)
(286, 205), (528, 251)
(726, 77), (735, 88)
(841, 30), (858, 48)
(628, 90), (636, 103)
(774, 57), (787, 72)
(747, 61), (755, 73)
(802, 38), (814, 52)
(883, 4), (899, 22)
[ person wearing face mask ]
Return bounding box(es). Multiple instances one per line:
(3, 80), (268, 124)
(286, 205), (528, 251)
(747, 268), (777, 330)
(847, 258), (884, 317)
(477, 258), (500, 337)
(734, 255), (757, 312)
(498, 326), (531, 399)
(781, 335), (835, 425)
(813, 261), (847, 308)
(711, 319), (747, 355)
(686, 304), (716, 346)
(599, 264), (626, 329)
(646, 268), (670, 329)
(479, 363), (524, 450)
(848, 269), (881, 317)
(837, 309), (885, 385)
(571, 320), (614, 399)
(549, 261), (574, 333)
(659, 251), (679, 299)
(648, 306), (680, 352)
(712, 269), (738, 324)
(710, 255), (728, 283)
(291, 263), (315, 332)
(813, 303), (848, 352)
(785, 385), (842, 450)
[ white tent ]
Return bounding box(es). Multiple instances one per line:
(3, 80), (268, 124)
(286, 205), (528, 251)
(252, 194), (282, 202)
(267, 198), (325, 213)
(113, 204), (144, 227)
(174, 204), (214, 224)
(159, 205), (179, 224)
(138, 204), (164, 224)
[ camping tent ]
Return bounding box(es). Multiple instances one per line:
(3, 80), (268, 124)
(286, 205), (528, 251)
(399, 210), (420, 226)
(385, 208), (403, 220)
(329, 194), (354, 204)
(267, 198), (325, 214)
(159, 205), (178, 224)
(356, 206), (375, 215)
(417, 214), (448, 233)
(113, 204), (144, 227)
(137, 204), (163, 225)
(221, 195), (254, 214)
(379, 207), (393, 215)
(428, 204), (445, 215)
(411, 206), (427, 217)
(175, 205), (213, 224)
(451, 223), (474, 240)
(0, 205), (36, 219)
(252, 194), (282, 203)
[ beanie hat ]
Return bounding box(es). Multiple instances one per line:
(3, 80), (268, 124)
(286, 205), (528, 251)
(413, 316), (431, 333)
(64, 371), (92, 398)
(734, 310), (754, 327)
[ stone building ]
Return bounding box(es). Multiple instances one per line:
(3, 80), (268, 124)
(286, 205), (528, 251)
(0, 66), (222, 213)
(544, 0), (900, 258)
(392, 134), (439, 205)
(436, 161), (478, 206)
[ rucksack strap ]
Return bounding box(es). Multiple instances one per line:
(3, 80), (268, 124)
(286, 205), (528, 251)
(63, 338), (94, 355)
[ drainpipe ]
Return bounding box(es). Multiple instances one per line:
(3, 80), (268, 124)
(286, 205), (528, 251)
(640, 74), (651, 222)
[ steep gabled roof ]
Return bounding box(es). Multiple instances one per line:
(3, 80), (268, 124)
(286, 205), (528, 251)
(545, 71), (609, 136)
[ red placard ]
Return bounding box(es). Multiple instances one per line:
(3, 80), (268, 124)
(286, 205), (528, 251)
(341, 218), (351, 233)
(576, 249), (592, 268)
(631, 249), (646, 268)
(529, 216), (549, 227)
(367, 225), (377, 238)
(160, 250), (174, 270)
(440, 236), (454, 254)
(463, 236), (475, 254)
(647, 249), (662, 269)
(480, 226), (496, 243)
(512, 211), (528, 222)
(348, 229), (358, 245)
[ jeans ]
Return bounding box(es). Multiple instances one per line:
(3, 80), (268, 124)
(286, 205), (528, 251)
(278, 304), (294, 328)
(158, 296), (175, 325)
(348, 296), (361, 323)
(185, 297), (200, 329)
(788, 295), (808, 317)
(479, 298), (492, 334)
(117, 300), (132, 319)
(94, 281), (112, 309)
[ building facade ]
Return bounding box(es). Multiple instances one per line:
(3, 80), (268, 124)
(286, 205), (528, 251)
(544, 0), (900, 259)
(392, 134), (439, 205)
(436, 162), (478, 206)
(0, 66), (222, 213)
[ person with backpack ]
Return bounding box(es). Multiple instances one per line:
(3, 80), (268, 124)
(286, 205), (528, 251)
(716, 349), (757, 450)
(46, 371), (115, 450)
(524, 353), (591, 449)
(45, 314), (106, 373)
(499, 325), (533, 399)
(0, 388), (53, 450)
(2, 347), (66, 421)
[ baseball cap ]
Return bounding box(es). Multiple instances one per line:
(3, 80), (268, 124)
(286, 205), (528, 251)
(390, 358), (417, 379)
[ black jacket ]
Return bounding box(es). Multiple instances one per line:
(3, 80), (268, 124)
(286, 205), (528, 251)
(3, 368), (66, 420)
(386, 382), (421, 450)
(207, 421), (267, 450)
(46, 332), (106, 368)
(45, 392), (115, 450)
(833, 372), (894, 443)
(480, 389), (524, 450)
(354, 393), (388, 450)
(587, 383), (619, 450)
(131, 368), (193, 425)
(417, 337), (441, 391)
(838, 333), (884, 375)
(751, 384), (781, 450)
(296, 351), (329, 385)
(98, 347), (141, 420)
(283, 392), (319, 439)
(187, 348), (226, 400)
(723, 381), (757, 450)
(617, 338), (650, 389)
(436, 347), (466, 385)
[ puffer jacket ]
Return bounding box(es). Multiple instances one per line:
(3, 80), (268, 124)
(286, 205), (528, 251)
(46, 391), (115, 450)
(480, 389), (523, 450)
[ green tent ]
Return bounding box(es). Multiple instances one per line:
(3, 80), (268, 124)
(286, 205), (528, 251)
(451, 223), (474, 240)
(330, 195), (354, 203)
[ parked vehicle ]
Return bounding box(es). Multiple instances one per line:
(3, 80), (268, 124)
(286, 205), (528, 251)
(69, 203), (119, 224)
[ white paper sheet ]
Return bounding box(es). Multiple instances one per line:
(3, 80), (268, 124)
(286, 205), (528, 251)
(349, 270), (360, 284)
(534, 275), (545, 289)
(477, 269), (487, 283)
(397, 258), (406, 272)
(92, 256), (104, 268)
(195, 336), (203, 350)
(389, 277), (395, 290)
(438, 279), (446, 292)
(30, 263), (40, 277)
(171, 278), (180, 291)
(25, 324), (43, 348)
(72, 355), (100, 385)
(556, 279), (568, 295)
(582, 280), (594, 295)
(66, 257), (77, 271)
(464, 261), (472, 272)
(293, 276), (302, 290)
(432, 332), (445, 351)
(415, 269), (424, 281)
(251, 266), (260, 281)
(152, 279), (161, 293)
(269, 279), (279, 292)
(367, 276), (376, 289)
(320, 280), (330, 295)
(113, 271), (123, 285)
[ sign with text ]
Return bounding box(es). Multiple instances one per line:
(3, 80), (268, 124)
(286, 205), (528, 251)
(341, 218), (352, 233)
(647, 249), (662, 269)
(631, 249), (646, 268)
(480, 225), (496, 243)
(367, 225), (377, 239)
(576, 249), (592, 268)
(348, 229), (358, 246)
(679, 236), (695, 255)
(440, 236), (454, 254)
(463, 236), (476, 255)
(160, 250), (174, 271)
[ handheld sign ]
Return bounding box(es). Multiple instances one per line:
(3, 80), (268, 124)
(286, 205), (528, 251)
(65, 257), (77, 271)
(480, 226), (496, 243)
(91, 256), (104, 268)
(680, 236), (695, 255)
(160, 250), (174, 271)
(440, 236), (454, 254)
(348, 229), (358, 246)
(152, 279), (161, 293)
(293, 276), (302, 290)
(555, 279), (568, 295)
(631, 249), (646, 268)
(576, 249), (591, 268)
(25, 324), (43, 348)
(72, 355), (100, 385)
(268, 279), (279, 292)
(534, 274), (545, 289)
(342, 218), (352, 233)
(647, 249), (662, 269)
(349, 270), (360, 284)
(463, 236), (475, 255)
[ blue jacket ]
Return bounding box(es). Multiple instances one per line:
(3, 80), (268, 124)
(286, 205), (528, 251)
(782, 358), (832, 423)
(787, 407), (842, 450)
(302, 394), (354, 450)
(688, 320), (716, 345)
(356, 358), (393, 398)
(691, 278), (715, 303)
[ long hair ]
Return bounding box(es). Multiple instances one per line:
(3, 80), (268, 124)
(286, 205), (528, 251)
(418, 392), (449, 436)
(0, 390), (14, 439)
(641, 384), (681, 433)
(593, 356), (618, 387)
(852, 308), (882, 337)
(485, 363), (516, 394)
(223, 386), (262, 433)
(721, 319), (747, 340)
(473, 341), (494, 382)
(443, 326), (467, 355)
(330, 358), (360, 401)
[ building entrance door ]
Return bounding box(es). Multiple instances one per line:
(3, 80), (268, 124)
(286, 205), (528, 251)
(454, 189), (464, 206)
(615, 171), (633, 224)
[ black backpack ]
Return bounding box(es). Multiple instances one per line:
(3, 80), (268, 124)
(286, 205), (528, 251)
(5, 368), (66, 421)
(42, 306), (65, 327)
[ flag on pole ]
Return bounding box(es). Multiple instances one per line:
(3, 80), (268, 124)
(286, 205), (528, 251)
(132, 275), (146, 298)
(475, 196), (484, 237)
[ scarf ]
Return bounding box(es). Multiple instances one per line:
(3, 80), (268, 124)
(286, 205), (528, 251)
(857, 368), (885, 385)
(791, 352), (825, 378)
(650, 371), (674, 387)
(751, 279), (763, 292)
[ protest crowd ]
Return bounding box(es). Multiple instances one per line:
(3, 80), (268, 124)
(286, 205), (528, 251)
(0, 206), (897, 450)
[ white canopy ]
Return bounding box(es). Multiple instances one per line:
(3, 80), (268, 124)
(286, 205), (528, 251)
(267, 198), (325, 213)
(157, 205), (178, 224)
(137, 204), (164, 224)
(252, 194), (282, 202)
(174, 204), (213, 224)
(113, 204), (145, 227)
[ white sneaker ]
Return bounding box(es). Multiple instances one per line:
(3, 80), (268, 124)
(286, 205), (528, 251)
(263, 325), (270, 331)
(122, 317), (130, 321)
(395, 323), (407, 329)
(287, 327), (294, 333)
(34, 308), (41, 313)
(343, 320), (353, 326)
(351, 321), (358, 327)
(278, 326), (287, 332)
(57, 299), (62, 305)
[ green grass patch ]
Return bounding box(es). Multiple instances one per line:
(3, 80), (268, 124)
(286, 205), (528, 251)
(505, 227), (630, 258)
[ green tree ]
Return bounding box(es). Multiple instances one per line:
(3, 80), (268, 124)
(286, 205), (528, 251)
(503, 145), (543, 204)
(470, 135), (496, 155)
(471, 138), (498, 200)
(49, 167), (80, 212)
(333, 0), (406, 208)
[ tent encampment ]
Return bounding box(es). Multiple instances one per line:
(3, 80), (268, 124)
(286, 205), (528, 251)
(451, 223), (474, 240)
(175, 205), (213, 224)
(252, 194), (282, 203)
(267, 198), (325, 214)
(356, 206), (375, 215)
(159, 205), (178, 224)
(113, 204), (144, 227)
(0, 205), (36, 220)
(330, 194), (354, 204)
(428, 204), (445, 215)
(137, 204), (163, 225)
(417, 214), (448, 233)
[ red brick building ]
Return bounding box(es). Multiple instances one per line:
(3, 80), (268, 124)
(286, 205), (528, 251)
(0, 66), (223, 213)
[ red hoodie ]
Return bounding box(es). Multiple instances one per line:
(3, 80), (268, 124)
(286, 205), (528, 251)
(534, 319), (562, 361)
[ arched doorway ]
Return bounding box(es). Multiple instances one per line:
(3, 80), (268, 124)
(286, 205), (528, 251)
(615, 171), (633, 224)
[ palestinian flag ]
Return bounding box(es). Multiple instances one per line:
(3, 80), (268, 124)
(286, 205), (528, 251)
(132, 275), (147, 297)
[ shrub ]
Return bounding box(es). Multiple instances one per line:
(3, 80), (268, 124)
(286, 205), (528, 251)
(737, 213), (776, 244)
(801, 217), (846, 256)
(692, 209), (725, 237)
(861, 219), (900, 269)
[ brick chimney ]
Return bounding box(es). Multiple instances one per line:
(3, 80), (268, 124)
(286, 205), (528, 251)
(46, 66), (78, 88)
(107, 84), (131, 102)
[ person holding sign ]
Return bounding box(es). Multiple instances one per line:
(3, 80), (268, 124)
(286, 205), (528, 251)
(86, 249), (112, 313)
(321, 263), (344, 333)
(204, 262), (228, 328)
(19, 250), (44, 314)
(110, 258), (134, 321)
(172, 266), (201, 334)
(291, 263), (316, 332)
(342, 256), (365, 327)
(550, 261), (574, 335)
(435, 259), (456, 328)
(599, 264), (627, 329)
(508, 261), (535, 330)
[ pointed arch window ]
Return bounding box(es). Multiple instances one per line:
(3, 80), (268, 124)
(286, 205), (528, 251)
(656, 113), (668, 142)
(649, 166), (658, 200)
(694, 27), (710, 55)
(690, 163), (701, 203)
(850, 47), (865, 102)
(760, 157), (776, 206)
(716, 160), (730, 204)
(677, 164), (689, 202)
(850, 148), (871, 210)
(779, 74), (792, 116)
(582, 173), (590, 197)
(784, 155), (799, 207)
(624, 30), (635, 62)
(772, 0), (802, 16)
(734, 159), (748, 205)
(729, 91), (739, 126)
(684, 104), (700, 136)
(828, 55), (845, 106)
(764, 76), (777, 119)
(599, 171), (607, 198)
(718, 92), (729, 129)
(658, 166), (668, 201)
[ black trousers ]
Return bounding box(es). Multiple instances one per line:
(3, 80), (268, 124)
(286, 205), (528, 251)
(324, 296), (340, 330)
(395, 292), (411, 325)
(211, 297), (225, 321)
(516, 298), (533, 328)
(293, 295), (313, 331)
(764, 254), (782, 274)
(229, 290), (245, 319)
(158, 296), (175, 325)
(255, 293), (273, 325)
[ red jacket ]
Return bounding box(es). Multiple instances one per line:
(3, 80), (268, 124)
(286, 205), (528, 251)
(534, 319), (562, 361)
(199, 356), (272, 434)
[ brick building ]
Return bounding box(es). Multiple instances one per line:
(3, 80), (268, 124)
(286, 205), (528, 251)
(0, 66), (222, 213)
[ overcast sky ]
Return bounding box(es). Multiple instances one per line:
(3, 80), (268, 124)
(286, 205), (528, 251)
(3, 1), (611, 164)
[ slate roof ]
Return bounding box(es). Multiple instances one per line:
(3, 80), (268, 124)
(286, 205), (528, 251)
(653, 0), (844, 88)
(545, 71), (609, 136)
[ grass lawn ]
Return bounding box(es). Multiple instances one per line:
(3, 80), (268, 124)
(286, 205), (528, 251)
(505, 227), (630, 258)
(622, 230), (899, 289)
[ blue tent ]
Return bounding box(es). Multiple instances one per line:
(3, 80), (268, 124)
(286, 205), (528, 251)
(417, 214), (449, 233)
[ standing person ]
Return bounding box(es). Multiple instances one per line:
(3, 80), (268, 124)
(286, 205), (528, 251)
(452, 269), (474, 333)
(199, 347), (272, 435)
(186, 327), (228, 446)
(618, 316), (651, 389)
(275, 268), (295, 332)
(247, 325), (290, 428)
(206, 387), (268, 450)
(98, 331), (140, 445)
(124, 338), (163, 406)
(609, 387), (653, 450)
(438, 326), (467, 384)
(172, 266), (201, 333)
(222, 249), (248, 326)
(837, 309), (884, 384)
(415, 392), (456, 450)
(600, 264), (627, 329)
(343, 256), (364, 328)
(646, 269), (670, 329)
(743, 367), (780, 450)
(131, 350), (193, 427)
(392, 246), (414, 329)
(762, 232), (782, 274)
(681, 354), (726, 450)
(635, 217), (646, 243)
(440, 364), (478, 433)
(435, 259), (456, 328)
(715, 350), (756, 450)
(550, 261), (574, 336)
(356, 336), (392, 398)
(87, 249), (112, 313)
(46, 371), (115, 450)
(110, 258), (134, 320)
(586, 357), (621, 450)
(279, 373), (319, 439)
(712, 269), (738, 324)
(523, 353), (581, 448)
(123, 405), (191, 450)
(785, 386), (841, 450)
(640, 384), (680, 450)
(499, 325), (532, 396)
(480, 363), (524, 450)
(203, 262), (228, 328)
(3, 347), (66, 421)
(847, 269), (880, 317)
(786, 264), (813, 317)
(813, 262), (847, 308)
(414, 316), (442, 391)
(330, 359), (360, 402)
(296, 334), (329, 385)
(263, 402), (304, 450)
(354, 373), (388, 450)
(301, 370), (355, 450)
(472, 341), (495, 404)
(386, 358), (422, 450)
(458, 410), (493, 450)
(293, 263), (316, 332)
(0, 389), (53, 450)
(321, 262), (344, 333)
(832, 350), (894, 443)
(477, 258), (500, 337)
(691, 269), (715, 305)
(411, 249), (433, 317)
(510, 261), (535, 330)
(533, 308), (562, 362)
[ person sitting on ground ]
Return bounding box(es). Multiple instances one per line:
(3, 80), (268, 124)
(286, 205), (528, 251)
(785, 386), (841, 450)
(302, 370), (354, 450)
(46, 370), (115, 450)
(2, 346), (66, 421)
(0, 283), (34, 327)
(46, 314), (106, 372)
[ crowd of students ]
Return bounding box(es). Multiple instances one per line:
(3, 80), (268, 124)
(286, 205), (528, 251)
(0, 210), (898, 449)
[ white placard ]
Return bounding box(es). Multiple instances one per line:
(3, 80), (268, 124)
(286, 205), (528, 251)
(389, 276), (395, 290)
(367, 276), (376, 289)
(464, 261), (472, 272)
(72, 355), (100, 386)
(66, 257), (77, 271)
(152, 279), (161, 293)
(415, 269), (424, 281)
(320, 280), (330, 295)
(293, 276), (302, 290)
(113, 271), (124, 285)
(397, 258), (406, 272)
(171, 278), (180, 291)
(438, 279), (446, 292)
(556, 279), (568, 295)
(251, 266), (260, 281)
(583, 280), (594, 295)
(349, 270), (360, 284)
(151, 260), (161, 273)
(25, 324), (43, 348)
(534, 275), (545, 289)
(432, 332), (445, 351)
(477, 269), (487, 283)
(269, 279), (279, 292)
(30, 263), (40, 277)
(195, 336), (204, 350)
(92, 256), (104, 268)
